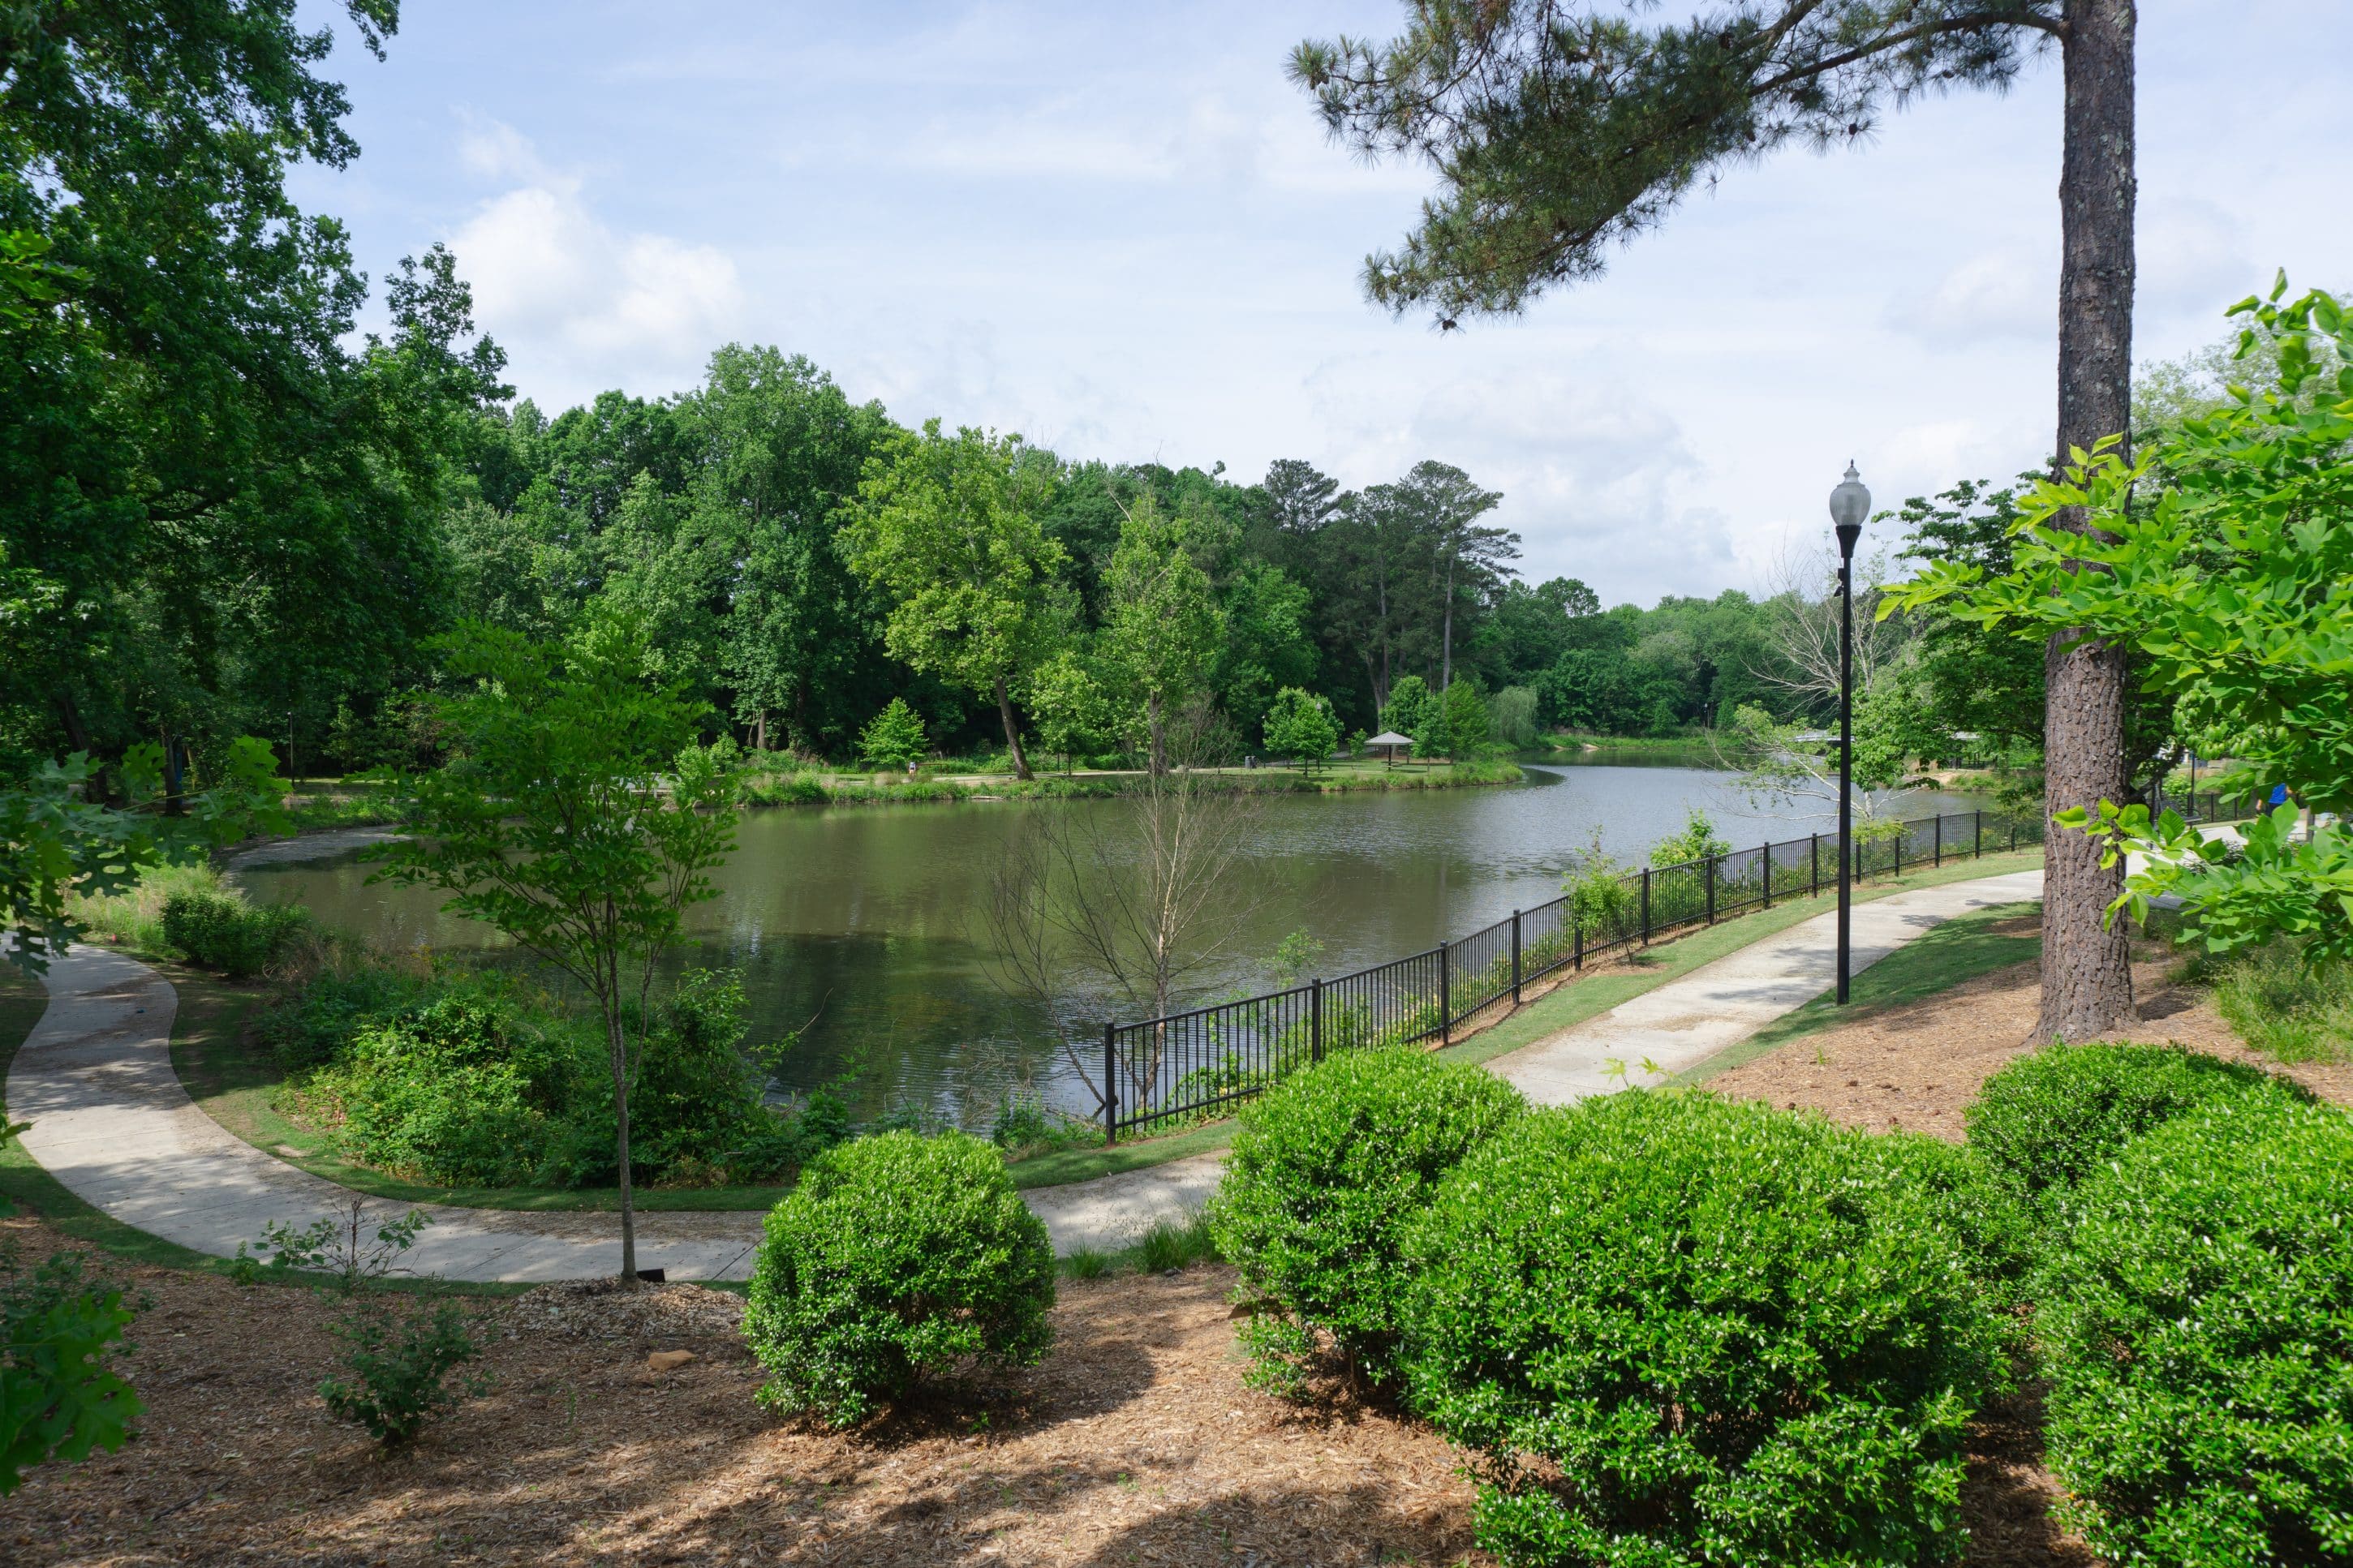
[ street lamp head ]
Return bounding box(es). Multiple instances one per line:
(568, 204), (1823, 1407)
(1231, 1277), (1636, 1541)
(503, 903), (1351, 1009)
(1828, 460), (1870, 557)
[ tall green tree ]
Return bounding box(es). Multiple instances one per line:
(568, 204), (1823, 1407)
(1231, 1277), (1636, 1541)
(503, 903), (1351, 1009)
(1293, 0), (2141, 1039)
(842, 421), (1065, 780)
(1104, 494), (1226, 775)
(682, 346), (897, 754)
(1262, 687), (1340, 772)
(1888, 281), (2353, 962)
(0, 1), (480, 782)
(370, 618), (739, 1282)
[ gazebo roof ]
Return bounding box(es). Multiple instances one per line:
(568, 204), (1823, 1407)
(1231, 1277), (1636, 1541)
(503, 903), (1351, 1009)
(1366, 730), (1415, 747)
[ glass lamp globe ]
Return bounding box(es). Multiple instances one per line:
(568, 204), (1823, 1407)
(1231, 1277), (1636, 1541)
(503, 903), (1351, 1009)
(1828, 462), (1871, 556)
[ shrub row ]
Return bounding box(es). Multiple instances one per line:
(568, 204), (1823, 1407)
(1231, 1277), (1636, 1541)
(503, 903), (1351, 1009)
(1215, 1056), (2009, 1566)
(1211, 1041), (2346, 1568)
(1960, 1042), (2344, 1567)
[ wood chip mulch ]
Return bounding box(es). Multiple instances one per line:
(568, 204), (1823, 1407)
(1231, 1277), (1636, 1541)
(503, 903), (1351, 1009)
(3, 1230), (1484, 1567)
(1709, 920), (2353, 1136)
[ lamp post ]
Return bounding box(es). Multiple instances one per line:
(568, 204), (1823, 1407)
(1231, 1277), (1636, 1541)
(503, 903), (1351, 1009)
(1828, 462), (1871, 1003)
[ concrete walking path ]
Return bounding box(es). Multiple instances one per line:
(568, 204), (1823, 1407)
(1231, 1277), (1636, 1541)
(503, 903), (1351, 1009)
(9, 866), (2045, 1283)
(1487, 868), (2045, 1101)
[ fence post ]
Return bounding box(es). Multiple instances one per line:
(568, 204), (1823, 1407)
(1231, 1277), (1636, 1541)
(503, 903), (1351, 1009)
(1704, 856), (1716, 925)
(1510, 911), (1522, 1005)
(1934, 814), (1942, 867)
(1974, 809), (1983, 858)
(1762, 841), (1773, 910)
(1310, 977), (1323, 1065)
(1641, 867), (1652, 945)
(1102, 1021), (1118, 1145)
(1810, 831), (1821, 898)
(1573, 914), (1584, 971)
(1892, 824), (1903, 879)
(1438, 943), (1452, 1046)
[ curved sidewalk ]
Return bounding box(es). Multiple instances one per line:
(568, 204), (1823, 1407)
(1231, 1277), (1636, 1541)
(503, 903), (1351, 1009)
(9, 866), (2042, 1283)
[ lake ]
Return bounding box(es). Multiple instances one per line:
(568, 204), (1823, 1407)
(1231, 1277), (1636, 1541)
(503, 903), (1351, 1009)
(235, 762), (1990, 1123)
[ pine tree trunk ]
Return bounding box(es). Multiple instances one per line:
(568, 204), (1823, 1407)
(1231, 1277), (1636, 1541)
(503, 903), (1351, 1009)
(996, 676), (1033, 780)
(2041, 0), (2138, 1042)
(609, 1004), (639, 1284)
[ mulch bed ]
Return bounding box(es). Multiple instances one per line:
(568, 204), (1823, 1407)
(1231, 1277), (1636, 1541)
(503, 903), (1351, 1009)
(3, 1231), (1482, 1567)
(1710, 920), (2353, 1133)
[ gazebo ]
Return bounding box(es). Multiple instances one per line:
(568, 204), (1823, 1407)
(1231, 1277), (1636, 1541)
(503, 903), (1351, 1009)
(1365, 730), (1415, 769)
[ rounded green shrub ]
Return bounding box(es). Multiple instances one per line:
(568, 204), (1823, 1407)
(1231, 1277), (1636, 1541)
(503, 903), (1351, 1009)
(1402, 1092), (2008, 1568)
(1855, 1130), (2036, 1312)
(2038, 1093), (2353, 1566)
(744, 1131), (1055, 1426)
(1965, 1041), (2301, 1212)
(1207, 1047), (1524, 1394)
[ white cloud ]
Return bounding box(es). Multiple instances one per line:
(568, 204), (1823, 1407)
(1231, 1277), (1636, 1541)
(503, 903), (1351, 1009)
(445, 123), (745, 402)
(1895, 247), (2053, 343)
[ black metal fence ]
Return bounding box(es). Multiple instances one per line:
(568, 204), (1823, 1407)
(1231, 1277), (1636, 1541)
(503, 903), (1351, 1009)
(1097, 788), (2255, 1140)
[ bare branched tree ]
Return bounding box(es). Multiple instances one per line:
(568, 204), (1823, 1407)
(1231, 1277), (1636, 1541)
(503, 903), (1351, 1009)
(1753, 537), (1915, 709)
(976, 702), (1267, 1116)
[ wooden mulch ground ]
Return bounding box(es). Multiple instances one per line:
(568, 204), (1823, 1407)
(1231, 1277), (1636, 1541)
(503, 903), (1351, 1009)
(15, 942), (2342, 1568)
(1709, 919), (2353, 1135)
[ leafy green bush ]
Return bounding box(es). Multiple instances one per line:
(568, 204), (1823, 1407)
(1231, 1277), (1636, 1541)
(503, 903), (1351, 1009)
(2038, 1093), (2353, 1566)
(319, 1302), (489, 1447)
(1209, 1048), (1525, 1395)
(1965, 1041), (2300, 1214)
(1402, 1092), (2007, 1568)
(257, 963), (424, 1073)
(743, 1131), (1055, 1427)
(1853, 1131), (2035, 1312)
(310, 989), (584, 1185)
(284, 964), (798, 1188)
(159, 888), (312, 977)
(1, 1246), (141, 1494)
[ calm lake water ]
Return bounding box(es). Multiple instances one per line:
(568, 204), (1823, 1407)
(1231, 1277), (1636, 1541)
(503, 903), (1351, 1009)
(236, 763), (1989, 1123)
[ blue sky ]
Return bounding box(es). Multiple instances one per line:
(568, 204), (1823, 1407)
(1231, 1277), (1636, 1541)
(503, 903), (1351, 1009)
(294, 1), (2349, 606)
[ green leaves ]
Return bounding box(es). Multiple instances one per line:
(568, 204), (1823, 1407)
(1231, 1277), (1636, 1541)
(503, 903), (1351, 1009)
(854, 697), (928, 771)
(842, 420), (1066, 707)
(0, 1250), (141, 1495)
(1207, 1048), (1525, 1395)
(1260, 686), (1340, 771)
(1400, 1092), (2009, 1567)
(1885, 280), (2353, 960)
(1293, 3), (2059, 321)
(744, 1131), (1056, 1427)
(369, 616), (739, 1014)
(1, 742), (291, 976)
(2036, 1093), (2353, 1566)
